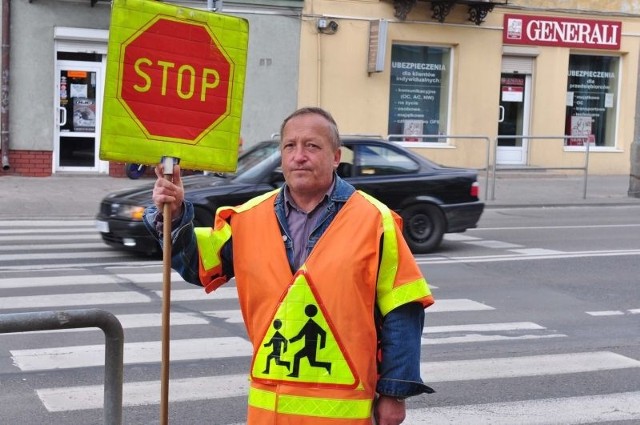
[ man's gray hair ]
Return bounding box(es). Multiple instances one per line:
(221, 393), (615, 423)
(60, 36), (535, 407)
(279, 107), (341, 149)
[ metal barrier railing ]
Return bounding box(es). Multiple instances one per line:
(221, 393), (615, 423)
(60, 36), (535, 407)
(0, 309), (124, 425)
(388, 134), (492, 201)
(491, 135), (591, 200)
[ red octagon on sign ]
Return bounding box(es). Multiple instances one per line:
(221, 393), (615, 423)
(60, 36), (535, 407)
(119, 17), (233, 143)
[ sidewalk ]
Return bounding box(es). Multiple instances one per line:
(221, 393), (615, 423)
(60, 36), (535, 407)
(1, 173), (639, 220)
(480, 173), (640, 208)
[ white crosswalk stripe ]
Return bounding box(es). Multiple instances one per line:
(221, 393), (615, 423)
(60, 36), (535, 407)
(404, 391), (640, 424)
(2, 220), (640, 424)
(38, 373), (250, 411)
(0, 291), (152, 310)
(34, 352), (640, 412)
(11, 337), (253, 371)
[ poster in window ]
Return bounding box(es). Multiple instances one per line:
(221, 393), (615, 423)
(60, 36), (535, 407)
(569, 115), (594, 146)
(70, 84), (88, 99)
(388, 45), (449, 138)
(502, 86), (523, 102)
(73, 98), (96, 132)
(403, 120), (423, 141)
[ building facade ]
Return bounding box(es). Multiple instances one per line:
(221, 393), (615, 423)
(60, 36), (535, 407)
(297, 0), (640, 175)
(2, 0), (640, 177)
(0, 0), (302, 176)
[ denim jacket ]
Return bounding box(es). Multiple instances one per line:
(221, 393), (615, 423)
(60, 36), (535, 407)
(143, 175), (433, 398)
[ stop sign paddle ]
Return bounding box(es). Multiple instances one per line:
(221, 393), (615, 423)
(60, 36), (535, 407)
(100, 0), (248, 172)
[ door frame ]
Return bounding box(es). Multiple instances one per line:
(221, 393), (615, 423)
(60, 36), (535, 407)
(54, 60), (106, 173)
(53, 27), (109, 174)
(497, 73), (532, 165)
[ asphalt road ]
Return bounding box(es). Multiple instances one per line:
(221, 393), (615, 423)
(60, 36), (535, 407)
(1, 204), (640, 424)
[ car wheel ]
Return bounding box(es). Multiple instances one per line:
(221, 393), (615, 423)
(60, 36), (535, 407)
(401, 204), (445, 254)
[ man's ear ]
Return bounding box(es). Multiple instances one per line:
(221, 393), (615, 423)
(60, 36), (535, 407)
(333, 148), (342, 167)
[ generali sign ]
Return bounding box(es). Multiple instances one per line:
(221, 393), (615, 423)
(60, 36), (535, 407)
(503, 14), (621, 50)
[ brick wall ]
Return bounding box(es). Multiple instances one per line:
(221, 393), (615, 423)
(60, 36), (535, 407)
(0, 150), (53, 177)
(109, 161), (126, 178)
(0, 149), (158, 178)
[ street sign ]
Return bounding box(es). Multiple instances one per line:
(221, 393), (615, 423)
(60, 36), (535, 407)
(100, 0), (249, 172)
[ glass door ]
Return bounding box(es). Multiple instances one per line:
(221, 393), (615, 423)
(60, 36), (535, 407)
(55, 60), (104, 172)
(497, 73), (531, 165)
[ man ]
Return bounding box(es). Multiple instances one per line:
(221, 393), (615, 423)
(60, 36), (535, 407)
(143, 107), (434, 424)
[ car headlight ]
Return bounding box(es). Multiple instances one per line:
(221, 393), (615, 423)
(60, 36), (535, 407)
(113, 203), (146, 220)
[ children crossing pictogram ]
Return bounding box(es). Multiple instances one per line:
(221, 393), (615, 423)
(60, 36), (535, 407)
(262, 319), (290, 374)
(250, 271), (358, 388)
(287, 304), (332, 377)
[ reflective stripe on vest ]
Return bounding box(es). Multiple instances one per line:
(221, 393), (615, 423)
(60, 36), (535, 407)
(357, 190), (430, 316)
(195, 189), (280, 274)
(248, 386), (372, 419)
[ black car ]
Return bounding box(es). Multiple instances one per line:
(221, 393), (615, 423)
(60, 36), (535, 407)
(96, 138), (484, 255)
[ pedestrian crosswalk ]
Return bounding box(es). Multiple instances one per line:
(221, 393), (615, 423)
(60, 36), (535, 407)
(1, 220), (640, 424)
(404, 391), (640, 424)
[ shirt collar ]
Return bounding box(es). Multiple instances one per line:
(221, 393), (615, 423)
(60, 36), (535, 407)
(284, 175), (336, 216)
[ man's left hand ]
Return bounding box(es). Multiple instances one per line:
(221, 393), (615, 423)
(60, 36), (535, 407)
(374, 395), (406, 425)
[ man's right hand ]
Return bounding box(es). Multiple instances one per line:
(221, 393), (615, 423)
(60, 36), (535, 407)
(152, 163), (185, 217)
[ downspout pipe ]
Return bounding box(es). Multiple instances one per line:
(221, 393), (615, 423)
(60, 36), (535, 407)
(1, 0), (10, 170)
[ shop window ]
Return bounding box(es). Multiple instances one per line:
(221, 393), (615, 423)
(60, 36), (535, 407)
(388, 45), (451, 142)
(565, 54), (619, 147)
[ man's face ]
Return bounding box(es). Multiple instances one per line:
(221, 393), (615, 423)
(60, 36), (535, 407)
(281, 113), (341, 198)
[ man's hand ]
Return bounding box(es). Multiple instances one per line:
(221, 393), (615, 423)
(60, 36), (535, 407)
(152, 163), (184, 217)
(374, 395), (406, 425)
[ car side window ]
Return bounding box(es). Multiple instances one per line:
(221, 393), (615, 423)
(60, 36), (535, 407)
(337, 146), (355, 177)
(355, 144), (419, 176)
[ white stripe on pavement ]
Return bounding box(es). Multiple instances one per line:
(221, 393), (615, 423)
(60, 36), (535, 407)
(0, 250), (125, 262)
(586, 310), (625, 316)
(0, 260), (160, 271)
(425, 322), (545, 333)
(0, 220), (94, 227)
(0, 291), (151, 310)
(0, 272), (185, 289)
(464, 240), (523, 249)
(443, 234), (480, 241)
(11, 337), (252, 371)
(416, 249), (640, 265)
(421, 351), (640, 382)
(427, 299), (494, 313)
(0, 227), (97, 234)
(424, 333), (565, 345)
(509, 248), (565, 255)
(1, 312), (211, 335)
(0, 234), (99, 242)
(423, 321), (565, 344)
(38, 374), (249, 411)
(35, 352), (640, 412)
(0, 243), (107, 252)
(404, 391), (640, 424)
(154, 287), (238, 301)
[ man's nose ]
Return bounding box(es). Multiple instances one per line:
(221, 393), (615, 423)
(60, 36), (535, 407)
(291, 145), (307, 160)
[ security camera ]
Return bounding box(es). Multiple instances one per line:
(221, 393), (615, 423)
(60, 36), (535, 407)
(328, 20), (338, 32)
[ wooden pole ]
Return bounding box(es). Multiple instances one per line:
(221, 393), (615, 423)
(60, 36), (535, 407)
(160, 156), (175, 425)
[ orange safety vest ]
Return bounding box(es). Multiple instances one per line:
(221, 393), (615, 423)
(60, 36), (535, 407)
(195, 190), (433, 424)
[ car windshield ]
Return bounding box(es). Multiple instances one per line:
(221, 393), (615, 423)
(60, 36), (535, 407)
(232, 142), (281, 182)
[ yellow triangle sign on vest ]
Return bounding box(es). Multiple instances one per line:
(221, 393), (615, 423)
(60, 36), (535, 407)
(251, 270), (359, 388)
